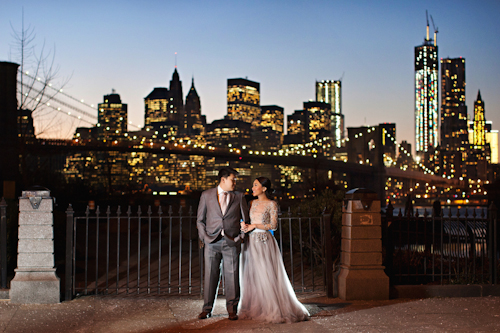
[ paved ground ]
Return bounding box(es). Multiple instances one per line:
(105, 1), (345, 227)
(1, 294), (499, 332)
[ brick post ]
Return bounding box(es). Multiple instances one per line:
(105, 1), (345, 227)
(338, 188), (389, 300)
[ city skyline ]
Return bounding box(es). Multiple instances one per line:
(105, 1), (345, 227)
(1, 1), (499, 157)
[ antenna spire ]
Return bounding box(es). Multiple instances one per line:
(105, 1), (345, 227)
(175, 52), (177, 68)
(426, 10), (429, 41)
(430, 15), (438, 46)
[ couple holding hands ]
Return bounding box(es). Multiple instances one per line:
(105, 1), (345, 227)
(197, 167), (309, 323)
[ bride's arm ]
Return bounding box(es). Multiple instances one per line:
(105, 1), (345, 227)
(268, 201), (278, 231)
(243, 201), (278, 232)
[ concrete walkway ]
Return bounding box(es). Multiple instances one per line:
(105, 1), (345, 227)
(1, 294), (499, 332)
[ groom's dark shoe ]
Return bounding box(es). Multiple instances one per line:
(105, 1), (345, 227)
(228, 313), (238, 321)
(198, 311), (212, 319)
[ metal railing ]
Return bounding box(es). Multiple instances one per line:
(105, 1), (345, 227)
(383, 202), (499, 285)
(65, 204), (330, 299)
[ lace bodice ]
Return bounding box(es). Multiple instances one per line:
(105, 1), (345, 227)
(249, 200), (278, 231)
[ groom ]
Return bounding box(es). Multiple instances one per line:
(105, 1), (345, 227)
(197, 167), (250, 320)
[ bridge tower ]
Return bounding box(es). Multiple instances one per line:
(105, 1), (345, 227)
(0, 62), (20, 199)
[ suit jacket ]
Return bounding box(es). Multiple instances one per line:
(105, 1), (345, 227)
(197, 187), (250, 247)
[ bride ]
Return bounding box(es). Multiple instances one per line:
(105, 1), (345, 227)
(238, 177), (309, 323)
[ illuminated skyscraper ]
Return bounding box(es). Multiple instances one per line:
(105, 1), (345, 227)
(206, 117), (252, 149)
(283, 102), (331, 145)
(287, 110), (305, 136)
(206, 117), (253, 187)
(184, 78), (205, 136)
(260, 105), (284, 134)
(380, 123), (397, 162)
(93, 92), (130, 189)
(284, 110), (306, 145)
(468, 119), (498, 164)
(227, 78), (260, 129)
(415, 19), (439, 154)
(304, 101), (331, 142)
(144, 68), (187, 133)
(144, 88), (169, 129)
(473, 90), (486, 147)
(316, 80), (344, 147)
(485, 124), (499, 164)
(254, 105), (284, 149)
(467, 91), (494, 178)
(441, 58), (467, 149)
(97, 91), (127, 141)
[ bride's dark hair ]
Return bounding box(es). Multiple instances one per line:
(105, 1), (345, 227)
(256, 177), (274, 199)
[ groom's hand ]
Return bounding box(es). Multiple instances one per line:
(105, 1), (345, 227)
(198, 239), (204, 249)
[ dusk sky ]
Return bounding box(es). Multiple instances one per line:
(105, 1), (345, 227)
(1, 0), (499, 156)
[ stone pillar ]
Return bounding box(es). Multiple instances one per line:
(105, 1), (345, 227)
(338, 188), (389, 300)
(10, 188), (60, 304)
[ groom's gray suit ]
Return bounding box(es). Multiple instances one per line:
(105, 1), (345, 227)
(197, 187), (249, 314)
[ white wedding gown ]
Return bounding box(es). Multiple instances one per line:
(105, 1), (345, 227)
(238, 200), (310, 323)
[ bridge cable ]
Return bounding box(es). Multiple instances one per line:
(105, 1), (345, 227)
(21, 71), (141, 130)
(20, 82), (97, 120)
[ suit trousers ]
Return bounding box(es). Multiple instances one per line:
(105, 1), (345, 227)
(202, 236), (241, 314)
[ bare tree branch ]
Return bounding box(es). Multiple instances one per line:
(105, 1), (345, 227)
(10, 9), (71, 139)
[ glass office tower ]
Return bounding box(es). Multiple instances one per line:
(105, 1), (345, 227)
(415, 23), (438, 155)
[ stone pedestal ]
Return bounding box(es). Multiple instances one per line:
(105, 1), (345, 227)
(10, 188), (60, 304)
(338, 188), (389, 300)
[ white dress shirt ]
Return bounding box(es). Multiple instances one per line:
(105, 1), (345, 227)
(217, 186), (230, 212)
(217, 186), (230, 236)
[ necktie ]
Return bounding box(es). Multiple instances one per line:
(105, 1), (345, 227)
(220, 192), (228, 215)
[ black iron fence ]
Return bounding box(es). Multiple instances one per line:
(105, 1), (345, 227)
(6, 195), (495, 300)
(382, 203), (499, 285)
(65, 204), (330, 300)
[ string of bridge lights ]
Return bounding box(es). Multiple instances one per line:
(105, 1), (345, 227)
(246, 137), (333, 158)
(19, 82), (94, 126)
(132, 135), (336, 159)
(381, 131), (471, 200)
(22, 71), (98, 112)
(20, 81), (96, 120)
(383, 131), (435, 175)
(21, 71), (141, 129)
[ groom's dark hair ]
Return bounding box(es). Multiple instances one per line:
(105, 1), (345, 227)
(218, 167), (239, 182)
